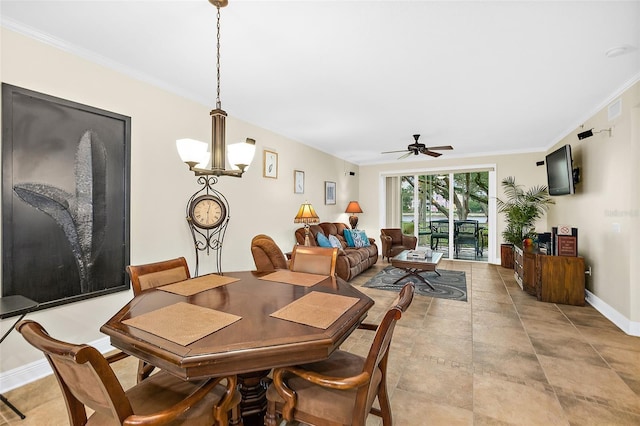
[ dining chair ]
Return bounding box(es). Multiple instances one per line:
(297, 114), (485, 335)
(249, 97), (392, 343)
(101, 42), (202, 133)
(16, 320), (241, 426)
(289, 245), (338, 276)
(264, 283), (415, 426)
(126, 256), (190, 295)
(126, 256), (190, 382)
(250, 234), (289, 272)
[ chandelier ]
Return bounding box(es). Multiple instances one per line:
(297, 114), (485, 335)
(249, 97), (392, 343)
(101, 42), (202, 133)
(176, 0), (255, 177)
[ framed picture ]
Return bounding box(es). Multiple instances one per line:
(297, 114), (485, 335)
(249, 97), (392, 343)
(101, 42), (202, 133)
(1, 83), (131, 313)
(294, 170), (305, 194)
(263, 150), (278, 178)
(325, 181), (336, 205)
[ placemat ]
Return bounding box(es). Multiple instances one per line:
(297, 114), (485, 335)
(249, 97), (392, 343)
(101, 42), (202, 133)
(123, 302), (241, 346)
(270, 291), (359, 329)
(259, 270), (327, 287)
(158, 274), (239, 296)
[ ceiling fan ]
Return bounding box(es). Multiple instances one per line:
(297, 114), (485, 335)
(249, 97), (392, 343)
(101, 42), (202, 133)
(382, 134), (453, 159)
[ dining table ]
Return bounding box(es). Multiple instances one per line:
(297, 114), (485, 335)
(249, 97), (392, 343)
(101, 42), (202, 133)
(100, 269), (374, 425)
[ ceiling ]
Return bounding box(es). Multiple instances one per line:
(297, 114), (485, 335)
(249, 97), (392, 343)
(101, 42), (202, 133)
(2, 1), (639, 165)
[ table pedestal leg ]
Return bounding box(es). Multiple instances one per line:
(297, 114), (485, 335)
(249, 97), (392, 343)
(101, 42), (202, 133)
(237, 370), (271, 426)
(393, 268), (437, 291)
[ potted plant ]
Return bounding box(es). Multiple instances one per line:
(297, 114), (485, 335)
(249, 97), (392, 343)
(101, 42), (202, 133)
(497, 176), (554, 268)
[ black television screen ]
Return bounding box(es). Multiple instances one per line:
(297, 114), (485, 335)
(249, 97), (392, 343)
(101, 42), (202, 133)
(545, 144), (575, 196)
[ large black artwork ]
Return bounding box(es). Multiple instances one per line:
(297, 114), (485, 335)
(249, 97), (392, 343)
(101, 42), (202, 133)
(2, 84), (130, 312)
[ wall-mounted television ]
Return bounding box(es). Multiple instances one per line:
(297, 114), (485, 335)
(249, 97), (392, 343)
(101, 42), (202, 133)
(545, 144), (576, 196)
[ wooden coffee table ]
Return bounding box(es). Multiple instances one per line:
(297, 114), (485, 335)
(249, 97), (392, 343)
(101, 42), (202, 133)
(390, 250), (443, 290)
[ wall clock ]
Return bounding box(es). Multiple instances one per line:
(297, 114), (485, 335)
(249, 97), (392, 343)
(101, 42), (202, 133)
(189, 194), (227, 229)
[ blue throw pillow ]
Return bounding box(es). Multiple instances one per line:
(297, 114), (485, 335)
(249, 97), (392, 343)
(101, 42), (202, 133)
(316, 233), (332, 248)
(351, 230), (371, 247)
(343, 229), (355, 247)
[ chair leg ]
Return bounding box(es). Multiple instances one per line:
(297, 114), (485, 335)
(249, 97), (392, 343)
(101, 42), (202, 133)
(228, 403), (243, 426)
(264, 400), (278, 426)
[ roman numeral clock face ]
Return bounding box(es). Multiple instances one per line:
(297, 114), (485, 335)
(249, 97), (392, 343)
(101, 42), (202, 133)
(189, 195), (227, 229)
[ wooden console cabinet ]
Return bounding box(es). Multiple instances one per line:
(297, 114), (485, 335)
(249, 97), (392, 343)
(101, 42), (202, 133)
(513, 246), (585, 306)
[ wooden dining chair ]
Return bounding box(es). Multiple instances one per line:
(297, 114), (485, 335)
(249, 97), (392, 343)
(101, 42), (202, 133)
(264, 283), (415, 426)
(288, 245), (338, 276)
(126, 257), (190, 382)
(126, 256), (190, 295)
(250, 234), (289, 272)
(16, 320), (241, 426)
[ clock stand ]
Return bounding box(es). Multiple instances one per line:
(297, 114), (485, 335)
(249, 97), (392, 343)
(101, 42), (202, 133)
(185, 176), (230, 275)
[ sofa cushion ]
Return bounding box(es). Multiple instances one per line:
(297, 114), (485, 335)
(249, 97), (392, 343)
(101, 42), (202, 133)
(342, 250), (364, 267)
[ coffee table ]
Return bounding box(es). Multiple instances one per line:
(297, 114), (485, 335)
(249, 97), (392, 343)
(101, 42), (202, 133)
(390, 250), (443, 290)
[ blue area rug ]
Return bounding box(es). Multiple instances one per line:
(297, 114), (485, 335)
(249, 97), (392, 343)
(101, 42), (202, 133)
(363, 266), (467, 301)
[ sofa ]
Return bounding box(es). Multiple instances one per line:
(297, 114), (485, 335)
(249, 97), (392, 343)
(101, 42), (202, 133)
(294, 222), (378, 281)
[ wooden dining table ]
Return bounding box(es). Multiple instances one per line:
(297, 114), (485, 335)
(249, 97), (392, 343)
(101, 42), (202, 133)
(100, 270), (374, 424)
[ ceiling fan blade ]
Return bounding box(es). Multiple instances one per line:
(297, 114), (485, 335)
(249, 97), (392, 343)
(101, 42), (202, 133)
(398, 151), (413, 160)
(426, 145), (454, 151)
(422, 150), (442, 157)
(381, 149), (409, 154)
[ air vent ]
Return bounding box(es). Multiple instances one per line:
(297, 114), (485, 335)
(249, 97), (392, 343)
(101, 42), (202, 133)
(608, 98), (622, 121)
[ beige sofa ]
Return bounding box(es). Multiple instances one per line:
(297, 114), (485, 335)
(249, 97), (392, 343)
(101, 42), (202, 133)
(294, 222), (378, 281)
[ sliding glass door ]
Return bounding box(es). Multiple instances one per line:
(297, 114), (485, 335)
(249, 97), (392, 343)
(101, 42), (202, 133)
(393, 170), (489, 261)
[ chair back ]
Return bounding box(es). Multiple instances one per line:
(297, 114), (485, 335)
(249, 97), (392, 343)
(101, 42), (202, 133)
(251, 234), (288, 271)
(17, 320), (133, 425)
(355, 283), (414, 422)
(289, 245), (338, 276)
(126, 257), (190, 295)
(380, 228), (402, 244)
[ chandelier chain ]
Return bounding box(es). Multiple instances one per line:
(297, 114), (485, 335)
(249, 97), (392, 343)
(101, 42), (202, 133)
(215, 6), (221, 109)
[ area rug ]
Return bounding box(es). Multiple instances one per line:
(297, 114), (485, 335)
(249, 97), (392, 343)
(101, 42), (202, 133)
(363, 266), (467, 301)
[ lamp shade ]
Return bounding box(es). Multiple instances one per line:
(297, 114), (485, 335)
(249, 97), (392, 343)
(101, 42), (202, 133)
(345, 201), (363, 214)
(227, 138), (256, 170)
(176, 138), (209, 164)
(294, 202), (320, 224)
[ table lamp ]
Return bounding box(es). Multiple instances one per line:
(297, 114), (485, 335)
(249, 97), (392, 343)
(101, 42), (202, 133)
(294, 202), (320, 246)
(345, 201), (363, 229)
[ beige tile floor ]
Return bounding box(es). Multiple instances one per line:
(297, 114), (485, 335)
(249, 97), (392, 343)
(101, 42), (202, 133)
(2, 260), (640, 425)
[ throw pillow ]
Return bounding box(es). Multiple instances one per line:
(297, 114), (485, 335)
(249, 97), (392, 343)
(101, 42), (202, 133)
(316, 233), (332, 248)
(328, 234), (342, 249)
(343, 229), (355, 247)
(351, 230), (371, 248)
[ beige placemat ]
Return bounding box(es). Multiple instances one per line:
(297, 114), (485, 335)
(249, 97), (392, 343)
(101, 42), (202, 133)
(259, 270), (327, 287)
(270, 291), (359, 329)
(158, 274), (239, 296)
(123, 302), (241, 346)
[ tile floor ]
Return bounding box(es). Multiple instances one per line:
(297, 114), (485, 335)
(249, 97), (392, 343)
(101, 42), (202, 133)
(2, 260), (640, 425)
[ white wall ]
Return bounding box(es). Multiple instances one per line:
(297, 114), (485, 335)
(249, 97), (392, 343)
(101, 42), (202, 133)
(546, 81), (640, 326)
(0, 28), (359, 378)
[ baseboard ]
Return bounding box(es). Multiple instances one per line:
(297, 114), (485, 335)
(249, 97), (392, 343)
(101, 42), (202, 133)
(0, 336), (114, 393)
(585, 290), (640, 337)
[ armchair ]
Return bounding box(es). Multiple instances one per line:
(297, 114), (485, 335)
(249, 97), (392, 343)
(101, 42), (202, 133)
(380, 228), (418, 262)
